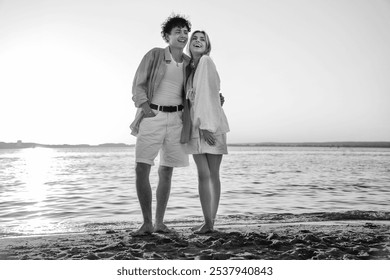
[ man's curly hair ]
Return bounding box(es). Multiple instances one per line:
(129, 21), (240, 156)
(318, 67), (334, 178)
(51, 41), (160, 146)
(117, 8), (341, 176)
(161, 14), (191, 43)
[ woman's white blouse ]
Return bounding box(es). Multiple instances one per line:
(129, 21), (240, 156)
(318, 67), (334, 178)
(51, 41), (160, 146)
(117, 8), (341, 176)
(187, 55), (229, 136)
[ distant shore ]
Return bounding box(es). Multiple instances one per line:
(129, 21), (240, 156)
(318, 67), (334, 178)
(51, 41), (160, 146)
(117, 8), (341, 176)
(228, 141), (390, 148)
(0, 142), (134, 149)
(1, 141), (390, 149)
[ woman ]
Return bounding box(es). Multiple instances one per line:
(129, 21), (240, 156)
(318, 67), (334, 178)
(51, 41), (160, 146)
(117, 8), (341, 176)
(183, 30), (229, 233)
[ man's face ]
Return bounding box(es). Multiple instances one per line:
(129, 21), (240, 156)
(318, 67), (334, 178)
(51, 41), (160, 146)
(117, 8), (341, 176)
(166, 26), (189, 49)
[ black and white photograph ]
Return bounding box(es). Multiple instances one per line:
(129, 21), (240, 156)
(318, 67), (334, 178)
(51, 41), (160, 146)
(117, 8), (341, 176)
(1, 0), (389, 278)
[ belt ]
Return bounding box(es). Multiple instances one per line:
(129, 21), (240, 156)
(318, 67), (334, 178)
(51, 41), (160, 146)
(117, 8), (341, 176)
(150, 103), (184, 112)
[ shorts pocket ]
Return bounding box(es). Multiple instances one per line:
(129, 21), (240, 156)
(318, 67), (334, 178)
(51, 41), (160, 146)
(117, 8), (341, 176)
(174, 111), (183, 125)
(142, 109), (160, 121)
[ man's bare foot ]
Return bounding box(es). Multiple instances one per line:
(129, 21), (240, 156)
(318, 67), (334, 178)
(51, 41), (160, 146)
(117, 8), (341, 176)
(131, 223), (153, 236)
(194, 224), (214, 234)
(154, 223), (172, 233)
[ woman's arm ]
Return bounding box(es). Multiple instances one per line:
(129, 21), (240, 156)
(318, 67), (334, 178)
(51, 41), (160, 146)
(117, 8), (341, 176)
(193, 56), (222, 134)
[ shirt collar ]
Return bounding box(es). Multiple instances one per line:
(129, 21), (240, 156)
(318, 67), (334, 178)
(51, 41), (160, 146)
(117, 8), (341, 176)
(164, 46), (172, 62)
(164, 46), (190, 63)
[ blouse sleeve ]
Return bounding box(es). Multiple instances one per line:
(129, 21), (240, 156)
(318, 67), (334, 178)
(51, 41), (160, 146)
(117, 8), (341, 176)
(192, 56), (222, 133)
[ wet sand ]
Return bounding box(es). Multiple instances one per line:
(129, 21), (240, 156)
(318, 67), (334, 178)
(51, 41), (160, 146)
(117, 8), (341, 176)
(0, 221), (389, 260)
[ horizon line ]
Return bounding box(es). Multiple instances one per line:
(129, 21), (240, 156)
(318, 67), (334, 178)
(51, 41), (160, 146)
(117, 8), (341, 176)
(1, 140), (390, 149)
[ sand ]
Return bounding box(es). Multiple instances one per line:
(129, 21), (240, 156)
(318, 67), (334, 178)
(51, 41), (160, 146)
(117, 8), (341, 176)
(0, 221), (389, 260)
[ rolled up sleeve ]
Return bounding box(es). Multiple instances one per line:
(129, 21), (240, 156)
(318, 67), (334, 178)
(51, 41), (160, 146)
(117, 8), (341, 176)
(132, 50), (154, 107)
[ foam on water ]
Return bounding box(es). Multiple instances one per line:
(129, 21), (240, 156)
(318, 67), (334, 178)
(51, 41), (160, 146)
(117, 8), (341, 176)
(1, 210), (389, 238)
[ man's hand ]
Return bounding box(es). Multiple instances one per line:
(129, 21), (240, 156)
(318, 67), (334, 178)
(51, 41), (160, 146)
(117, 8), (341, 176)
(201, 129), (216, 146)
(220, 93), (225, 106)
(141, 102), (156, 118)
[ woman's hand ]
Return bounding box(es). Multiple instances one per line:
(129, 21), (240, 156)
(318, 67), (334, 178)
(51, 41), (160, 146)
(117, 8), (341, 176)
(201, 129), (216, 146)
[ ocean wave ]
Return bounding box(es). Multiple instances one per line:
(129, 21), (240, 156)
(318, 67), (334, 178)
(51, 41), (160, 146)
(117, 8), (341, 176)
(221, 210), (390, 224)
(1, 210), (389, 239)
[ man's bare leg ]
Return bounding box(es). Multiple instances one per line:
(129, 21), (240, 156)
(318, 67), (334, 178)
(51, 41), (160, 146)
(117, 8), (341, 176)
(134, 162), (154, 235)
(154, 165), (173, 232)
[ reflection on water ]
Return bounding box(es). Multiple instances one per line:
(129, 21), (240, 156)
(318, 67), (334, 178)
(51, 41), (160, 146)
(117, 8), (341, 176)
(0, 146), (389, 236)
(2, 148), (58, 235)
(19, 148), (54, 200)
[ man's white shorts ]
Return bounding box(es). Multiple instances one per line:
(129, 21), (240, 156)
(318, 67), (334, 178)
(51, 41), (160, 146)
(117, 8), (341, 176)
(135, 110), (189, 167)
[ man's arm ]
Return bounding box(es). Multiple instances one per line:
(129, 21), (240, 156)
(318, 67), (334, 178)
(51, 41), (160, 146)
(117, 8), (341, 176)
(132, 49), (154, 108)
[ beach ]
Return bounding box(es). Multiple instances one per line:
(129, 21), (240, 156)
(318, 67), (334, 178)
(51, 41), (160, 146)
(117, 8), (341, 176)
(1, 220), (389, 260)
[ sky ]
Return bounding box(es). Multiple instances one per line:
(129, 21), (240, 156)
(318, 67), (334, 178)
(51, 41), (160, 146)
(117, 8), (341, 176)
(1, 0), (390, 145)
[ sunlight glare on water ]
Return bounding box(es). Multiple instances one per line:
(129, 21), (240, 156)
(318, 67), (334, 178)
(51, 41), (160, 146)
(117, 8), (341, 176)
(20, 148), (55, 200)
(12, 148), (58, 233)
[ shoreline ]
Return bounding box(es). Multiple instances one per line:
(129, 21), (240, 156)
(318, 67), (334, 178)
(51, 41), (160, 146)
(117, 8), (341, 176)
(1, 220), (389, 260)
(3, 219), (389, 240)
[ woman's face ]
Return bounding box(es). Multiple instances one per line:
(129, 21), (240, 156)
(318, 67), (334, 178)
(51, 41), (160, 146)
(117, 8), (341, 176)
(190, 32), (207, 56)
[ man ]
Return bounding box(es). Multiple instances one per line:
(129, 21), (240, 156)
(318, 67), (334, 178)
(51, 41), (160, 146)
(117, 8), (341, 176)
(130, 15), (192, 234)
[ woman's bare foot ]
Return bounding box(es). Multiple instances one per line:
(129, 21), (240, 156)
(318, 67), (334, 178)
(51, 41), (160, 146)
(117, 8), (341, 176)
(131, 223), (153, 236)
(194, 224), (214, 234)
(191, 223), (204, 231)
(154, 223), (172, 233)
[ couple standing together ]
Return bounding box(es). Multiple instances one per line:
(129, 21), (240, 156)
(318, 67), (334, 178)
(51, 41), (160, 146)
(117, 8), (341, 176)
(130, 14), (229, 235)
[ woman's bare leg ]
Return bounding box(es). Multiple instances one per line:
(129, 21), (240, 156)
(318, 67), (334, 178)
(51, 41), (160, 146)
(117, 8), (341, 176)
(192, 154), (223, 233)
(206, 154), (223, 223)
(193, 154), (213, 233)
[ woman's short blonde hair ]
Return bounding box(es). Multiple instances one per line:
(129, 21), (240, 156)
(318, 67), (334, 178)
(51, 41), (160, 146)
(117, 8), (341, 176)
(188, 30), (212, 57)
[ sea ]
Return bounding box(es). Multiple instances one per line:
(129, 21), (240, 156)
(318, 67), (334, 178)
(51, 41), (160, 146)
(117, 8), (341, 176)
(1, 146), (389, 237)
